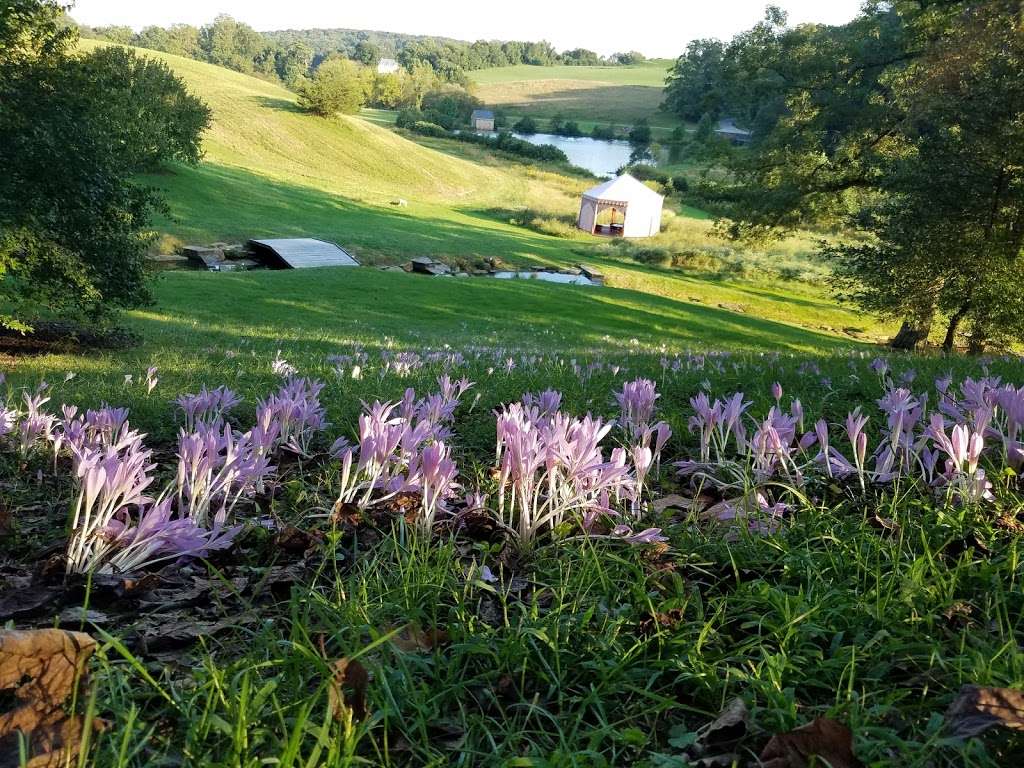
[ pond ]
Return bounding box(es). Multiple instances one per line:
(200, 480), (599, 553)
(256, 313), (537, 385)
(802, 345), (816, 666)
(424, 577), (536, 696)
(491, 270), (600, 286)
(479, 131), (666, 177)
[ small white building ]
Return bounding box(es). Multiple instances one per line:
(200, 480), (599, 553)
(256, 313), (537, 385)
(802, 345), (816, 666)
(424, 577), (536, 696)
(714, 118), (753, 145)
(471, 109), (495, 131)
(577, 174), (664, 238)
(377, 58), (400, 75)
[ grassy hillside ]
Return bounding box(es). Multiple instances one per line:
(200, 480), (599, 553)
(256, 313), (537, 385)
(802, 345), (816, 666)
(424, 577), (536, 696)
(69, 40), (890, 347)
(470, 60), (678, 128)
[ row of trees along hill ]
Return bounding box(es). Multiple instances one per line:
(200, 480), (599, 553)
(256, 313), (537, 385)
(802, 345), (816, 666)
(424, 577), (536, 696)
(0, 0), (211, 331)
(78, 15), (648, 90)
(664, 2), (1024, 353)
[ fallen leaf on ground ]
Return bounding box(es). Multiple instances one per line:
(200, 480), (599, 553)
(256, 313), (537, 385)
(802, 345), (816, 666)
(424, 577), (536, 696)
(637, 607), (685, 637)
(390, 624), (449, 652)
(651, 494), (701, 514)
(0, 628), (102, 767)
(697, 697), (749, 750)
(946, 684), (1024, 738)
(132, 612), (256, 653)
(0, 584), (62, 622)
(700, 496), (749, 523)
(760, 717), (862, 768)
(275, 525), (321, 554)
(326, 658), (369, 722)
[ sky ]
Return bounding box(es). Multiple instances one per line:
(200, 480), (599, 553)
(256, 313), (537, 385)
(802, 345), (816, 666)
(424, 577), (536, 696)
(69, 0), (863, 58)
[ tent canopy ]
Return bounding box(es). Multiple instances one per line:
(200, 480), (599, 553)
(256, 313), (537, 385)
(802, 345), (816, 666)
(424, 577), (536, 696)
(577, 174), (664, 238)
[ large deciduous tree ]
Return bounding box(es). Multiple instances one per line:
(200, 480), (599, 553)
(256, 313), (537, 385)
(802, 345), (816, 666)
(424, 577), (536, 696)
(672, 1), (1024, 352)
(0, 0), (210, 330)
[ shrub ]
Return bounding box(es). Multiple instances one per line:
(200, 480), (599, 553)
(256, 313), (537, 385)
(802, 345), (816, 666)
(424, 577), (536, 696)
(297, 58), (371, 116)
(513, 116), (539, 134)
(559, 120), (583, 137)
(590, 124), (617, 140)
(672, 175), (690, 193)
(395, 108), (422, 128)
(628, 119), (652, 145)
(410, 120), (448, 137)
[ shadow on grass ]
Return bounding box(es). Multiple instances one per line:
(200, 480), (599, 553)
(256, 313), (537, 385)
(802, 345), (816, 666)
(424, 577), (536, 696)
(145, 162), (585, 264)
(135, 265), (860, 356)
(138, 162), (865, 352)
(251, 95), (305, 114)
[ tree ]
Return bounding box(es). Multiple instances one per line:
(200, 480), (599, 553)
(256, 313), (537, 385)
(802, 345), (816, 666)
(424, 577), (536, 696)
(662, 39), (726, 122)
(353, 40), (381, 67)
(276, 41), (313, 86)
(371, 72), (403, 108)
(297, 58), (371, 116)
(513, 116), (538, 134)
(629, 118), (652, 145)
(612, 51), (646, 65)
(691, 2), (1024, 352)
(563, 48), (601, 66)
(421, 86), (480, 125)
(523, 41), (557, 66)
(199, 15), (265, 74)
(0, 0), (211, 330)
(163, 24), (201, 57)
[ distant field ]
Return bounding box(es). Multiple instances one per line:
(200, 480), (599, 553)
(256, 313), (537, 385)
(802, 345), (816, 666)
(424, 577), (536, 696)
(470, 61), (673, 87)
(470, 61), (677, 129)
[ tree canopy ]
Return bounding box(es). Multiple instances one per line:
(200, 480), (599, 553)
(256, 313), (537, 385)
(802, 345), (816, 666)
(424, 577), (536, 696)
(0, 0), (211, 330)
(669, 1), (1024, 353)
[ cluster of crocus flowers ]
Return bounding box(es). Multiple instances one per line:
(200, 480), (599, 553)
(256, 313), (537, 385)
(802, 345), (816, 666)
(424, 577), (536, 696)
(175, 385), (242, 431)
(56, 407), (240, 574)
(494, 379), (672, 547)
(0, 371), (335, 574)
(333, 377), (469, 530)
(677, 376), (1022, 519)
(257, 377), (328, 456)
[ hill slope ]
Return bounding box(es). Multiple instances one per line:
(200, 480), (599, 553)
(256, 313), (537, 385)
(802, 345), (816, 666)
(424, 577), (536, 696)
(73, 40), (889, 346)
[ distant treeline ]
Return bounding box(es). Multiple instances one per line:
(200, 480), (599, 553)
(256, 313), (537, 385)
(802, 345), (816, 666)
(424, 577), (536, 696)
(75, 15), (648, 88)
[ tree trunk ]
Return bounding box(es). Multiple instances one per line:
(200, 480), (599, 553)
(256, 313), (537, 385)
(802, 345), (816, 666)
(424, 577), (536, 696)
(967, 327), (988, 356)
(942, 304), (970, 352)
(889, 312), (934, 351)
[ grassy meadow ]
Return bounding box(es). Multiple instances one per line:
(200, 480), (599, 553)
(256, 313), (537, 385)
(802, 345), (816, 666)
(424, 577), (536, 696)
(469, 61), (679, 130)
(70, 41), (889, 347)
(5, 41), (1024, 768)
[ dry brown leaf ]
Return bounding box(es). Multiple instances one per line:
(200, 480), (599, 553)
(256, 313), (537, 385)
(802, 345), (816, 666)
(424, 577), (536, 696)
(650, 494), (701, 514)
(946, 684), (1024, 738)
(390, 625), (450, 652)
(697, 697), (748, 750)
(637, 608), (685, 637)
(869, 513), (900, 535)
(0, 628), (99, 767)
(760, 717), (862, 768)
(275, 525), (321, 554)
(700, 496), (749, 523)
(327, 658), (369, 722)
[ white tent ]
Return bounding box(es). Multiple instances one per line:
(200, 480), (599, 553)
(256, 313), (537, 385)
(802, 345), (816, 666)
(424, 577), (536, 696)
(577, 174), (664, 238)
